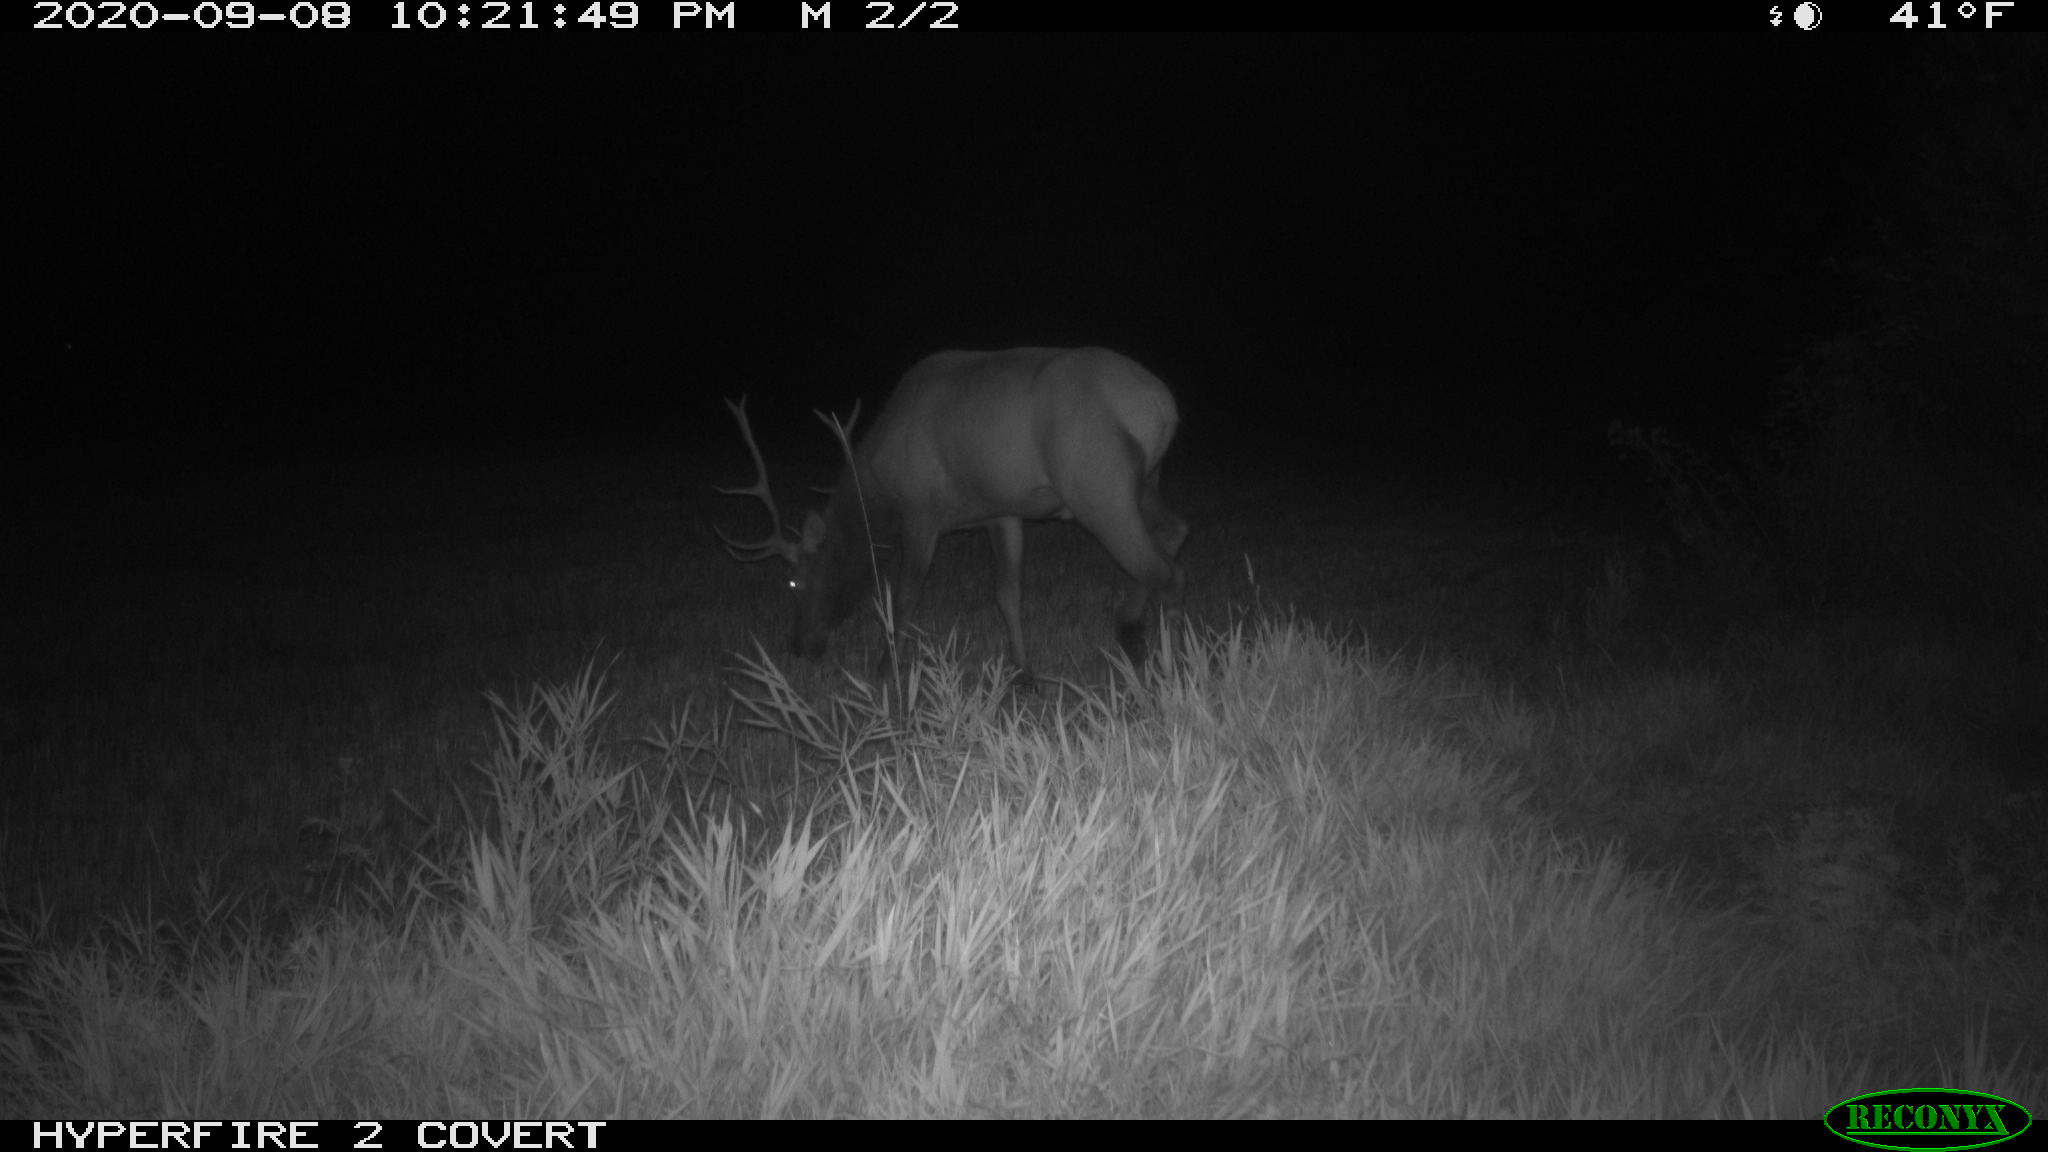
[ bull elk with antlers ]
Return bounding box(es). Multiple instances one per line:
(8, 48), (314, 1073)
(716, 346), (1188, 684)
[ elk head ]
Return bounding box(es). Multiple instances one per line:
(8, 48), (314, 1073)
(714, 395), (860, 658)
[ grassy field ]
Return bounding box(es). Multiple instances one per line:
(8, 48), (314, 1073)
(3, 443), (2042, 1117)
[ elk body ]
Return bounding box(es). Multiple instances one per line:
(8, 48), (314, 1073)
(717, 346), (1188, 684)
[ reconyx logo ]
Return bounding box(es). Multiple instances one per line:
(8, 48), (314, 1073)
(1826, 1088), (2032, 1151)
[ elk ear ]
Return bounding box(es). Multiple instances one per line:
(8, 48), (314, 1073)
(800, 509), (828, 553)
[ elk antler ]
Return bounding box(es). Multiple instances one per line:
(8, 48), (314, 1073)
(714, 395), (801, 564)
(814, 398), (862, 442)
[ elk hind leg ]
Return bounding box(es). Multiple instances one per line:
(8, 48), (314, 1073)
(988, 517), (1033, 686)
(1117, 479), (1187, 664)
(1140, 473), (1188, 594)
(1097, 475), (1186, 667)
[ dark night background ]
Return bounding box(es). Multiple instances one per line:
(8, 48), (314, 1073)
(20, 11), (1896, 482)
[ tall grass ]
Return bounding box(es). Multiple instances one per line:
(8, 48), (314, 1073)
(7, 619), (2035, 1118)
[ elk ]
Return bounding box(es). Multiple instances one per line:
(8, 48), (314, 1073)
(716, 346), (1188, 684)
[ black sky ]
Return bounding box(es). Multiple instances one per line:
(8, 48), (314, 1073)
(19, 8), (1918, 485)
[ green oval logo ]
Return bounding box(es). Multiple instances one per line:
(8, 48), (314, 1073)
(1826, 1088), (2032, 1151)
